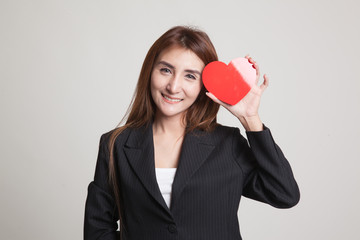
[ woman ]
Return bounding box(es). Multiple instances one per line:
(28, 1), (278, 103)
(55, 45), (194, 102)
(84, 26), (300, 240)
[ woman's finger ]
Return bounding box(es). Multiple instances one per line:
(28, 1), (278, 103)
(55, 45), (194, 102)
(259, 74), (269, 92)
(254, 62), (260, 84)
(245, 55), (260, 84)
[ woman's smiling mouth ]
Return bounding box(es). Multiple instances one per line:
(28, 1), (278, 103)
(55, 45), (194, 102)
(162, 93), (183, 103)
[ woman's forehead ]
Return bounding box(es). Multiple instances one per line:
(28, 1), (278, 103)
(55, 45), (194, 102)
(156, 46), (205, 70)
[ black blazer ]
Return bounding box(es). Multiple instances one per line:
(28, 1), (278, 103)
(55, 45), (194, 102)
(84, 124), (300, 240)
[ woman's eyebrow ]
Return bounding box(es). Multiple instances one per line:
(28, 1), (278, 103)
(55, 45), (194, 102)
(157, 61), (175, 70)
(157, 60), (201, 76)
(184, 69), (201, 76)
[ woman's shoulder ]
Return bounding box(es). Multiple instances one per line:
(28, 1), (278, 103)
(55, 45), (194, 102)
(215, 124), (239, 132)
(100, 124), (153, 147)
(99, 126), (133, 147)
(192, 124), (241, 144)
(211, 123), (240, 137)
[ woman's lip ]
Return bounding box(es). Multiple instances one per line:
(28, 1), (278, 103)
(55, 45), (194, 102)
(161, 93), (183, 103)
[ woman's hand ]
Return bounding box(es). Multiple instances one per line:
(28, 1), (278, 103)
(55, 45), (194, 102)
(206, 55), (269, 131)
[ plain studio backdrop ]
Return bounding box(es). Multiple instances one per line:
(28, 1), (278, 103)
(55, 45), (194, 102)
(1, 0), (359, 239)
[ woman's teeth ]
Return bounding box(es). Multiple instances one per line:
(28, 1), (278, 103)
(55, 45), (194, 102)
(163, 94), (182, 102)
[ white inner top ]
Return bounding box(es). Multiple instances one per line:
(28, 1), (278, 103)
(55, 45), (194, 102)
(155, 168), (177, 208)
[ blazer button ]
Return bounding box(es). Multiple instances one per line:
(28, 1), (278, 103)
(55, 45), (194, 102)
(167, 224), (177, 234)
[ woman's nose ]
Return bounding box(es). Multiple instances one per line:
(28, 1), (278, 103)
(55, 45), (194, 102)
(166, 75), (182, 93)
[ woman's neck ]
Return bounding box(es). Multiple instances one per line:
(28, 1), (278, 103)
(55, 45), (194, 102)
(152, 114), (186, 137)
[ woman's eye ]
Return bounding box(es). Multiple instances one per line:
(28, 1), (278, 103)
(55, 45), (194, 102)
(186, 74), (196, 80)
(160, 68), (171, 74)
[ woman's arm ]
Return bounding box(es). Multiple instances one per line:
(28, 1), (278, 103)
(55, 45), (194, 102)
(232, 126), (300, 208)
(207, 55), (299, 207)
(84, 134), (120, 240)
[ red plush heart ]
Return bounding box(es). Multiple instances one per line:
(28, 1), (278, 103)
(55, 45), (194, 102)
(202, 57), (256, 105)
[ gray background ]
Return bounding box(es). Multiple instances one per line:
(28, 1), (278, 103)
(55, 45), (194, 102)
(1, 0), (359, 239)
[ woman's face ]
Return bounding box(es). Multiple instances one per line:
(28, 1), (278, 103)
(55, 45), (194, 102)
(150, 45), (205, 120)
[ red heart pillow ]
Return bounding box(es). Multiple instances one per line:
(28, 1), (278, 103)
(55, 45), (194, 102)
(202, 57), (256, 105)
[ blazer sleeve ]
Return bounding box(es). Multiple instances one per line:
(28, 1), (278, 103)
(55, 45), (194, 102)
(232, 125), (300, 208)
(84, 133), (120, 240)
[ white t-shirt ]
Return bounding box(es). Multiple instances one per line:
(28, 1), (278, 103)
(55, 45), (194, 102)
(155, 168), (177, 208)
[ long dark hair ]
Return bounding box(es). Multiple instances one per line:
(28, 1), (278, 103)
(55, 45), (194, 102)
(108, 26), (219, 238)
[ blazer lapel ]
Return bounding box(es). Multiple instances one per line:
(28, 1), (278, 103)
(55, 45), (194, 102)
(171, 130), (215, 210)
(123, 124), (171, 213)
(123, 125), (216, 213)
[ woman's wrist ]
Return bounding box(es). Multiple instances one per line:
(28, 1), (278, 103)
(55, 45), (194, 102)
(238, 115), (263, 132)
